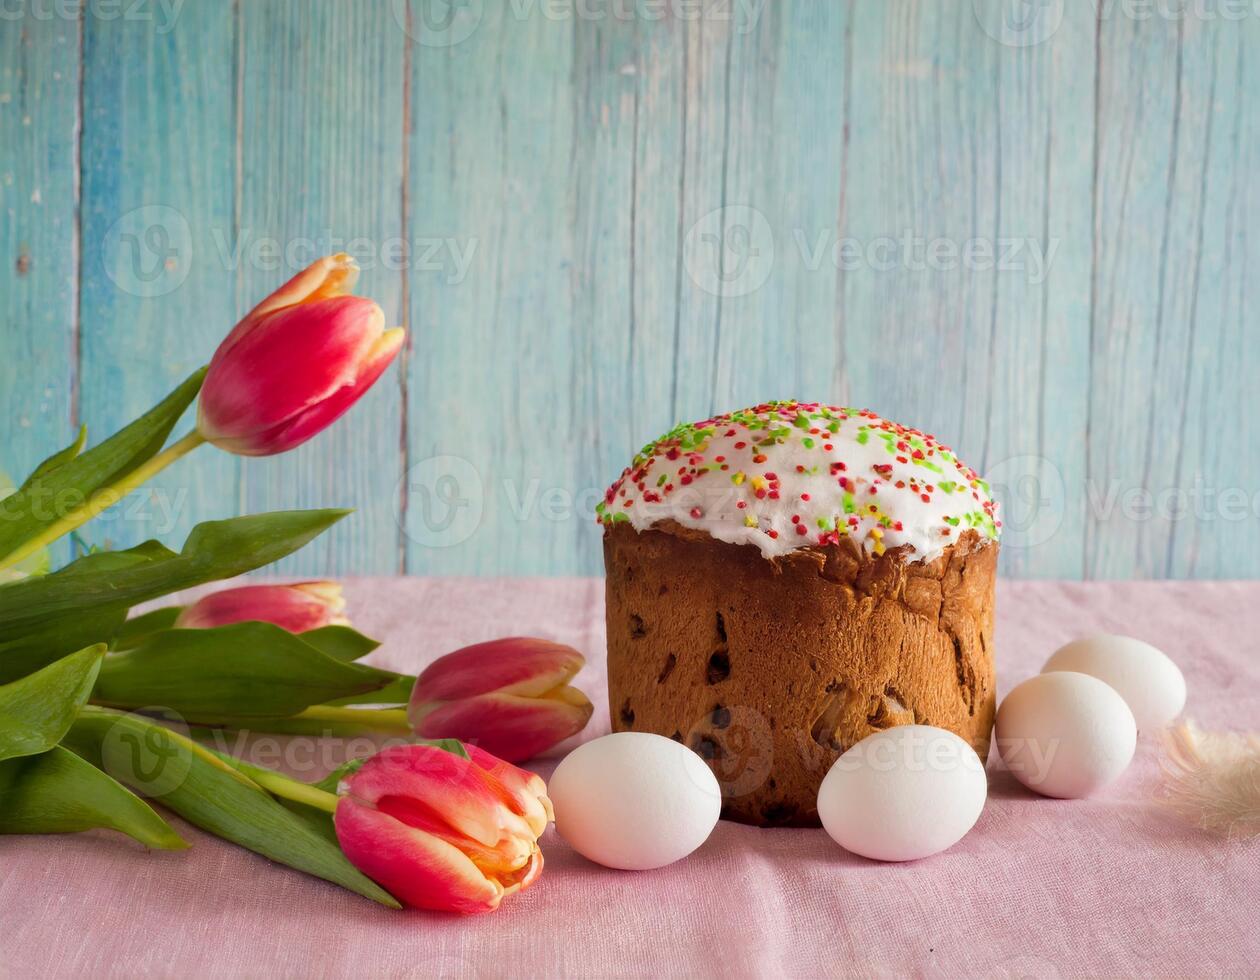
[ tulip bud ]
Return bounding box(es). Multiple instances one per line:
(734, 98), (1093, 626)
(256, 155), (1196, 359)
(333, 742), (552, 914)
(408, 638), (594, 763)
(174, 582), (350, 632)
(196, 254), (405, 456)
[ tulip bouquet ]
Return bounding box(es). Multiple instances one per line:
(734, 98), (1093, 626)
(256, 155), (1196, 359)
(0, 255), (591, 912)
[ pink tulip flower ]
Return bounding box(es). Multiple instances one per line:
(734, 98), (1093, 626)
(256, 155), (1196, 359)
(174, 582), (350, 632)
(334, 742), (552, 914)
(196, 253), (404, 456)
(408, 638), (594, 763)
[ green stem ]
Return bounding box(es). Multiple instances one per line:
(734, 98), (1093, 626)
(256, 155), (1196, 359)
(81, 707), (340, 813)
(291, 705), (412, 733)
(235, 761), (339, 814)
(79, 704), (280, 788)
(0, 429), (207, 571)
(180, 706), (414, 739)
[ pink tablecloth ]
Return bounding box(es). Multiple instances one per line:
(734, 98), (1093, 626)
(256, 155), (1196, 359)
(3, 579), (1258, 978)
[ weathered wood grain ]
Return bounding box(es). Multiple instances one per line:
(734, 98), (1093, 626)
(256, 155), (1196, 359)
(236, 0), (406, 576)
(570, 10), (641, 574)
(1090, 13), (1260, 579)
(707, 2), (849, 418)
(2, 4), (1257, 580)
(669, 8), (735, 426)
(979, 4), (1095, 580)
(625, 12), (688, 437)
(405, 1), (578, 574)
(1165, 18), (1260, 580)
(839, 5), (1096, 580)
(77, 1), (237, 558)
(0, 12), (79, 567)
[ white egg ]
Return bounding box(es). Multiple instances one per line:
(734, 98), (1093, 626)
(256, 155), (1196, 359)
(1043, 634), (1186, 732)
(816, 725), (987, 862)
(996, 671), (1136, 799)
(548, 732), (721, 870)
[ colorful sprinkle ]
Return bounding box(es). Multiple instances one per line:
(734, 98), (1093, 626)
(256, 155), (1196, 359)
(596, 401), (999, 563)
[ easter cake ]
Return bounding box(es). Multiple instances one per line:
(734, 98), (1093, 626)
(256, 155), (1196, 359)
(598, 402), (1001, 827)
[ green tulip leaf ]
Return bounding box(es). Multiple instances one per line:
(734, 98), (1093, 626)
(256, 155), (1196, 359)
(0, 607), (126, 684)
(92, 622), (398, 722)
(0, 645), (105, 761)
(0, 368), (205, 566)
(299, 625), (380, 663)
(296, 626), (415, 706)
(325, 673), (414, 707)
(275, 795), (341, 845)
(67, 539), (178, 572)
(204, 748), (346, 845)
(303, 741), (466, 797)
(422, 737), (471, 761)
(19, 424), (88, 488)
(311, 757), (369, 794)
(0, 468), (53, 582)
(0, 510), (349, 642)
(300, 741), (464, 797)
(111, 606), (184, 651)
(65, 707), (399, 908)
(188, 708), (411, 738)
(0, 745), (185, 850)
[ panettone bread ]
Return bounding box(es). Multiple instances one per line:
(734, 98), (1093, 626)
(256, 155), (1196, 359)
(598, 402), (1001, 827)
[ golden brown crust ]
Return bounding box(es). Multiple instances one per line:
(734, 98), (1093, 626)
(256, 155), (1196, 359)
(603, 520), (997, 827)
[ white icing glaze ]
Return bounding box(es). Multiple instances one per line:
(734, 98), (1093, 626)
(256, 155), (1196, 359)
(597, 402), (1000, 564)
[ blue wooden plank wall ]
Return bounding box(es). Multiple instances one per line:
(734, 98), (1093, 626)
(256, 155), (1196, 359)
(2, 2), (1257, 580)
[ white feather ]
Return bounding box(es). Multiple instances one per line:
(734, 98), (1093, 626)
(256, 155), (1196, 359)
(1157, 720), (1260, 840)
